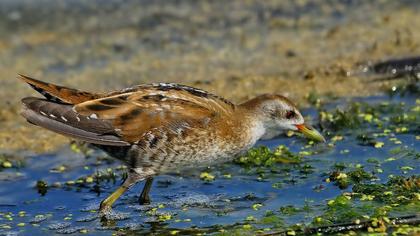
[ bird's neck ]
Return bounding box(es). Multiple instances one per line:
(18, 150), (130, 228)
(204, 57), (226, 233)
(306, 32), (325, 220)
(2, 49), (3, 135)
(233, 104), (267, 144)
(238, 96), (265, 112)
(237, 96), (281, 141)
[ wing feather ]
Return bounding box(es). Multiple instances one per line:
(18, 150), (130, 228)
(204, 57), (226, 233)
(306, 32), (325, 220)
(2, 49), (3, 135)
(20, 79), (236, 145)
(21, 97), (129, 146)
(74, 85), (230, 143)
(19, 74), (102, 104)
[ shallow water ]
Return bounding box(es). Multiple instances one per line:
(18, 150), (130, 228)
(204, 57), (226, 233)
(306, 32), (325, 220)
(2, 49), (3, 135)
(0, 92), (418, 235)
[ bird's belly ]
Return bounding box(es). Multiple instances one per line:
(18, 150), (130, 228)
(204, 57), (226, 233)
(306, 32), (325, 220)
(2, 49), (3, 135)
(158, 143), (242, 172)
(130, 136), (252, 174)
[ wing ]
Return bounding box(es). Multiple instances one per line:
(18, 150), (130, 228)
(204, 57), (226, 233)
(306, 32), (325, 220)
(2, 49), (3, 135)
(21, 97), (129, 146)
(104, 83), (235, 115)
(74, 84), (235, 143)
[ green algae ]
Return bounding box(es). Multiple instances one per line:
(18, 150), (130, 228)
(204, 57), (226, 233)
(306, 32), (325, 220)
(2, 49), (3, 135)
(308, 175), (420, 234)
(0, 153), (24, 171)
(319, 104), (363, 132)
(235, 145), (302, 168)
(319, 98), (419, 137)
(353, 176), (420, 206)
(328, 166), (376, 189)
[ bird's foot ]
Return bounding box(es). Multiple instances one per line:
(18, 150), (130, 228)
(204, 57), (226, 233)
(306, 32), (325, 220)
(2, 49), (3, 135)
(99, 200), (113, 216)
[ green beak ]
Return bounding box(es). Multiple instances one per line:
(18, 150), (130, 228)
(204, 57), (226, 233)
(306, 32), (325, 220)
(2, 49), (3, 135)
(295, 124), (326, 143)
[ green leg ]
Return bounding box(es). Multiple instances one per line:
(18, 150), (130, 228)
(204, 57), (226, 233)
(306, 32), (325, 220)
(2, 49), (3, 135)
(139, 177), (154, 205)
(99, 171), (142, 215)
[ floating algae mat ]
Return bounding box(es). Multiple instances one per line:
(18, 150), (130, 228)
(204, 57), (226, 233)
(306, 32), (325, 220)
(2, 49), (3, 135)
(0, 92), (418, 235)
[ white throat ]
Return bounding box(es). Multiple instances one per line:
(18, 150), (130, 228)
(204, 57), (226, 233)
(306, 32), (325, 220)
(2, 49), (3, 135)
(248, 120), (267, 143)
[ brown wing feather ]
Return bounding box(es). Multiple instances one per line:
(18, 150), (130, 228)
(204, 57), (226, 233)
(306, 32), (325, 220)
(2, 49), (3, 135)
(19, 77), (235, 144)
(75, 91), (220, 142)
(21, 97), (129, 146)
(18, 74), (102, 104)
(104, 83), (235, 116)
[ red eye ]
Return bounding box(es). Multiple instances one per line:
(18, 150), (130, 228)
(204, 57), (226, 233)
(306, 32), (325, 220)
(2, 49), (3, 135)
(286, 110), (295, 119)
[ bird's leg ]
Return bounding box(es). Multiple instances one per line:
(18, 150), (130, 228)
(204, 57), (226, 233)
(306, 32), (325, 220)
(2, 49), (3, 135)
(99, 171), (143, 215)
(139, 177), (154, 205)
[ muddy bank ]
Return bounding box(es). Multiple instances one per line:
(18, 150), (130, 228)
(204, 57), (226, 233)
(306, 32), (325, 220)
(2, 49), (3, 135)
(0, 0), (419, 152)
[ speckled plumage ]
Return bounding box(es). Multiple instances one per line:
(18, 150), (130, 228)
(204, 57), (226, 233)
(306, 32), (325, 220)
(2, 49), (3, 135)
(19, 74), (324, 214)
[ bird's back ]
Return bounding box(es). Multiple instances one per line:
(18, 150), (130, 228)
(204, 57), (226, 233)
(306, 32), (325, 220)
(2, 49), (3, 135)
(19, 75), (247, 172)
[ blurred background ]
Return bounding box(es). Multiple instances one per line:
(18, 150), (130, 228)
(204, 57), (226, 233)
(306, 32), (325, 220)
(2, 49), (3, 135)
(0, 0), (419, 152)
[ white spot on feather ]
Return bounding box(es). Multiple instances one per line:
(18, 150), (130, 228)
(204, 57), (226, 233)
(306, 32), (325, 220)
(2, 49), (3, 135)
(202, 117), (211, 126)
(175, 127), (183, 134)
(61, 116), (68, 122)
(89, 113), (98, 119)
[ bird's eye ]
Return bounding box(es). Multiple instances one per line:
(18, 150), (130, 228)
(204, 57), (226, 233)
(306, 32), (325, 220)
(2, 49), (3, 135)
(285, 110), (295, 119)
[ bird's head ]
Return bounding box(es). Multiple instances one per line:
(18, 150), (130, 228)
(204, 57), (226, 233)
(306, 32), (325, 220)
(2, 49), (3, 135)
(240, 94), (325, 142)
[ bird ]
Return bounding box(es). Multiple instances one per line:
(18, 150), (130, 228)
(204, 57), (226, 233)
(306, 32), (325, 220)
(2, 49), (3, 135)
(18, 74), (325, 215)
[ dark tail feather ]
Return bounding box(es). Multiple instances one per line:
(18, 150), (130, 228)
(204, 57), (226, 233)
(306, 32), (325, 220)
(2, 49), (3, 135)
(21, 97), (129, 146)
(18, 74), (102, 104)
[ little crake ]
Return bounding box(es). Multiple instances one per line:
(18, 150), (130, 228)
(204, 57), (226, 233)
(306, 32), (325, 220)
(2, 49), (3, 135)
(18, 75), (325, 214)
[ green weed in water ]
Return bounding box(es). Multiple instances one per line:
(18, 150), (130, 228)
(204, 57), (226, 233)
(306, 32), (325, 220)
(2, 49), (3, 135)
(235, 145), (302, 168)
